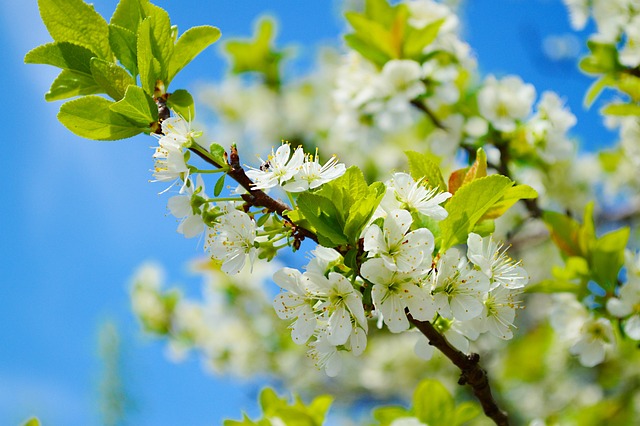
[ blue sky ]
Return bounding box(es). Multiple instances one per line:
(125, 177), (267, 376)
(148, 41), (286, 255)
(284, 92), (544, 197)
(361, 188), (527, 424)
(0, 0), (613, 425)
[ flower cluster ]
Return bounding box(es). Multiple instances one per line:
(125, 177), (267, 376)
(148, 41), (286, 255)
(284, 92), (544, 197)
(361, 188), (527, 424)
(246, 143), (346, 192)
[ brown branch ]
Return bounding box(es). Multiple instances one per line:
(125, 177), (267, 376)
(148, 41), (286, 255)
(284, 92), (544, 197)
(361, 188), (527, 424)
(494, 143), (542, 219)
(410, 99), (446, 130)
(408, 314), (510, 426)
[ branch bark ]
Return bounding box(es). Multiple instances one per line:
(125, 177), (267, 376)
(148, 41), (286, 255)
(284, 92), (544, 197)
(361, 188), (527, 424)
(408, 315), (510, 426)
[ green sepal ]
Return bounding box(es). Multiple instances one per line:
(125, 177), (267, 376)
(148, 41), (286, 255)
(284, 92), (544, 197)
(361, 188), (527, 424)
(38, 0), (112, 59)
(24, 41), (96, 74)
(45, 69), (103, 101)
(58, 95), (142, 140)
(90, 57), (135, 100)
(167, 89), (195, 121)
(168, 25), (221, 82)
(109, 84), (158, 128)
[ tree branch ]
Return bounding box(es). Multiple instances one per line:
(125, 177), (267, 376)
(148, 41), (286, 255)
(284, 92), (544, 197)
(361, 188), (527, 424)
(408, 314), (510, 426)
(410, 99), (446, 130)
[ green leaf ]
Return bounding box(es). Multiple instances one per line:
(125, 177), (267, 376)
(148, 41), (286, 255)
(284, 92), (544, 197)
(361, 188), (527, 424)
(209, 143), (227, 167)
(140, 2), (174, 82)
(364, 0), (395, 26)
(90, 58), (135, 100)
(579, 41), (619, 75)
(345, 12), (397, 58)
(225, 18), (284, 87)
(58, 95), (142, 140)
(372, 406), (411, 426)
(22, 418), (41, 426)
(307, 395), (333, 425)
(481, 184), (538, 220)
(405, 150), (447, 192)
(137, 17), (160, 94)
(259, 387), (282, 416)
(542, 211), (582, 257)
(344, 181), (385, 243)
(167, 89), (195, 121)
(344, 34), (390, 68)
(109, 84), (157, 127)
(297, 193), (348, 247)
(109, 24), (138, 75)
(583, 75), (615, 108)
(24, 41), (96, 74)
(110, 0), (146, 33)
(601, 103), (640, 116)
(38, 0), (112, 59)
(413, 379), (454, 424)
(317, 166), (369, 214)
(214, 174), (226, 196)
(590, 227), (629, 290)
(168, 25), (221, 82)
(452, 402), (482, 426)
(45, 69), (102, 101)
(439, 175), (513, 250)
(403, 19), (444, 59)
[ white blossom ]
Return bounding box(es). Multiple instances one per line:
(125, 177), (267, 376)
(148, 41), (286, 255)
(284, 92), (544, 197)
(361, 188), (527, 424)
(305, 272), (367, 345)
(431, 249), (490, 321)
(273, 267), (317, 344)
(167, 175), (207, 238)
(246, 143), (304, 190)
(205, 210), (257, 275)
(363, 209), (435, 273)
(307, 333), (343, 377)
(381, 172), (452, 220)
(482, 286), (521, 340)
(467, 233), (528, 290)
(283, 151), (346, 192)
(569, 317), (615, 367)
(361, 258), (435, 333)
(478, 75), (536, 133)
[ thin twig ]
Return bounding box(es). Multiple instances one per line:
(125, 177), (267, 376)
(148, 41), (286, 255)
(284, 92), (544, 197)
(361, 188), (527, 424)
(408, 315), (510, 426)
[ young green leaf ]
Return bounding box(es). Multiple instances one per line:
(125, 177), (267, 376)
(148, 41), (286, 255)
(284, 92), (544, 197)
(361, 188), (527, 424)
(38, 0), (112, 59)
(137, 17), (163, 94)
(345, 12), (397, 59)
(542, 211), (582, 258)
(481, 184), (538, 220)
(109, 85), (158, 127)
(214, 174), (226, 197)
(209, 143), (227, 167)
(58, 95), (142, 140)
(140, 2), (174, 82)
(296, 193), (348, 247)
(24, 41), (96, 74)
(109, 24), (138, 76)
(343, 181), (385, 244)
(590, 227), (629, 290)
(413, 379), (455, 425)
(224, 18), (284, 87)
(452, 402), (482, 426)
(168, 25), (221, 82)
(90, 58), (135, 100)
(403, 19), (444, 59)
(167, 89), (195, 121)
(601, 103), (640, 116)
(110, 0), (146, 33)
(439, 175), (513, 250)
(45, 69), (103, 101)
(405, 150), (447, 192)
